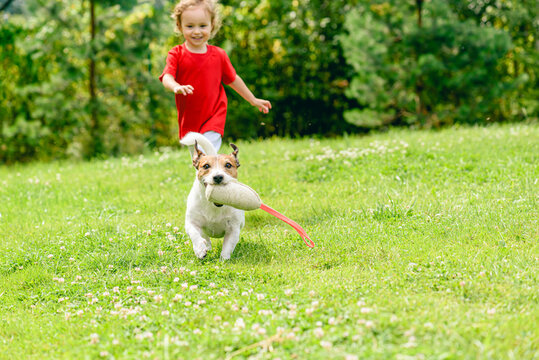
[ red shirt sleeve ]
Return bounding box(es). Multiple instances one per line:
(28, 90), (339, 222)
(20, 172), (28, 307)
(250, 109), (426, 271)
(159, 46), (181, 82)
(220, 50), (237, 85)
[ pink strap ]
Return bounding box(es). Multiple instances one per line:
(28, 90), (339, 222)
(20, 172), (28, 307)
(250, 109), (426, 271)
(260, 203), (315, 248)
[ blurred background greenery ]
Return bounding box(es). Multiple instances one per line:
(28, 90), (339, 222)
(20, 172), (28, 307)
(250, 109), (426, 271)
(0, 0), (537, 163)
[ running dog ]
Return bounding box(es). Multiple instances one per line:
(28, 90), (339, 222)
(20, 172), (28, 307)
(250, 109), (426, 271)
(180, 132), (245, 260)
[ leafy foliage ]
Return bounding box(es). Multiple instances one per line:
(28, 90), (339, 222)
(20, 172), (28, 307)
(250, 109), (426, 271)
(0, 0), (537, 163)
(217, 0), (358, 138)
(339, 0), (515, 128)
(0, 0), (176, 163)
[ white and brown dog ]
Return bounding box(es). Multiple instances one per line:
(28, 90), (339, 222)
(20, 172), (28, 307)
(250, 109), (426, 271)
(180, 132), (245, 260)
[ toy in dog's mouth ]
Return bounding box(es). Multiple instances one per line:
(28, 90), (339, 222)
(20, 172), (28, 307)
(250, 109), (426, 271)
(202, 182), (227, 207)
(205, 180), (261, 211)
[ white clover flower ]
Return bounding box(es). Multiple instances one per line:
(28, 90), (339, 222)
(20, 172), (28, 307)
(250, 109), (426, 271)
(320, 340), (332, 349)
(286, 332), (298, 341)
(89, 333), (99, 344)
(314, 328), (324, 338)
(365, 320), (374, 328)
(234, 318), (245, 329)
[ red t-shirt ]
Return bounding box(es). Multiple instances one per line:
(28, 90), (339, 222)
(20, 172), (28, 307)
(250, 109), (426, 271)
(159, 44), (237, 138)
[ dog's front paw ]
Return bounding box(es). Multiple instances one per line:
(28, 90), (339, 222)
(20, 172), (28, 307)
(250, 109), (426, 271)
(193, 244), (210, 259)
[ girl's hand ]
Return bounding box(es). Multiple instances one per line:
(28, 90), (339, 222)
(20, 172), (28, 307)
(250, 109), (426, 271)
(173, 85), (194, 95)
(252, 99), (272, 114)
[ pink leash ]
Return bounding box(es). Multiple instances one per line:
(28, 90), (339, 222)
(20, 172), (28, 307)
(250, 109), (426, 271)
(260, 203), (315, 248)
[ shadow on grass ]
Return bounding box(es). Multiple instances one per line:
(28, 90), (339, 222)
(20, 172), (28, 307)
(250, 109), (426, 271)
(197, 237), (275, 265)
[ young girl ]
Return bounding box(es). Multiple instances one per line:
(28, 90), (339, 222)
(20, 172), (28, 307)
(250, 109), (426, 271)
(160, 0), (271, 152)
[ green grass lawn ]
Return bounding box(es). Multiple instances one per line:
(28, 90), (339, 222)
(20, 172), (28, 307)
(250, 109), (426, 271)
(0, 124), (537, 359)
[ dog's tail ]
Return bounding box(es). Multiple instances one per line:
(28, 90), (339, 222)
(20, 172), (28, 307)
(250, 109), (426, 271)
(180, 132), (217, 156)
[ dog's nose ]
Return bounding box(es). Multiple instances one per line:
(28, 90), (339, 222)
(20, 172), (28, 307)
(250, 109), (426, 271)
(213, 175), (224, 184)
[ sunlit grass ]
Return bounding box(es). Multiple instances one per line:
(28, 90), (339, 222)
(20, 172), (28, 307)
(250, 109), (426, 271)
(0, 124), (537, 359)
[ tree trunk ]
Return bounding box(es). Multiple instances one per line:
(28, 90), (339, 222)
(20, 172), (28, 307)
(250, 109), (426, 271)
(416, 0), (423, 28)
(415, 0), (424, 123)
(89, 0), (99, 156)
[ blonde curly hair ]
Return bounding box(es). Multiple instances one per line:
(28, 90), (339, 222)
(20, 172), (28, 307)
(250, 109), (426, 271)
(172, 0), (222, 39)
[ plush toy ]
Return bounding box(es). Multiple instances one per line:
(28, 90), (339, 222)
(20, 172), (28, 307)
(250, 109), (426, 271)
(206, 180), (314, 248)
(205, 180), (262, 211)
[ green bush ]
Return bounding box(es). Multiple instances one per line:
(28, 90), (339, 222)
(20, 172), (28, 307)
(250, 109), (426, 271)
(339, 0), (514, 128)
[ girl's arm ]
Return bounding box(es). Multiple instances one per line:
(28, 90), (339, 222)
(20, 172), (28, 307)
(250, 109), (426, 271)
(162, 74), (194, 96)
(228, 75), (271, 113)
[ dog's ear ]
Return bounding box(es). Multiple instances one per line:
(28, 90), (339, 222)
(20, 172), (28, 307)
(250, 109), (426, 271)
(192, 140), (204, 168)
(230, 143), (240, 167)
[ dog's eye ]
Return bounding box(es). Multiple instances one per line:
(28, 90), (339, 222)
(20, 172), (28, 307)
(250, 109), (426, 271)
(203, 164), (210, 170)
(225, 163), (232, 169)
